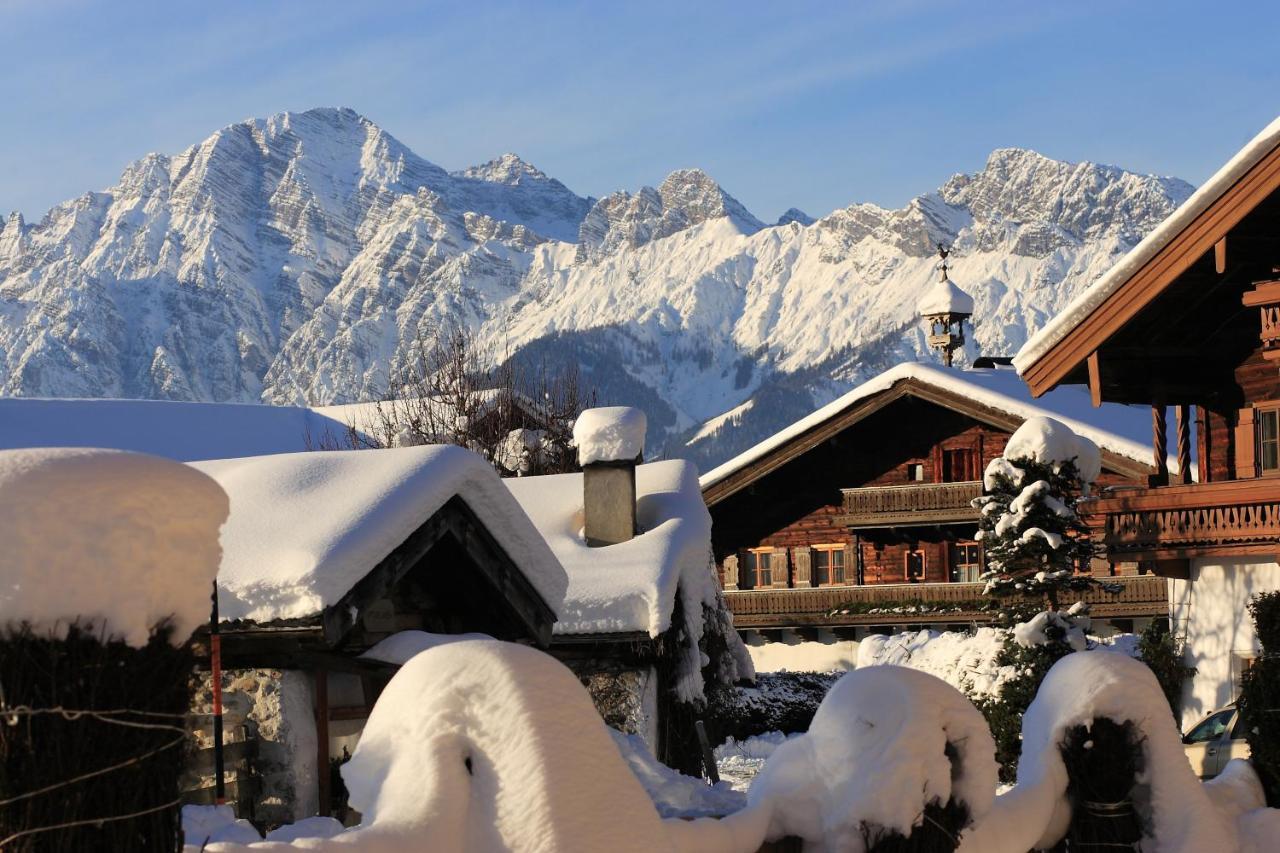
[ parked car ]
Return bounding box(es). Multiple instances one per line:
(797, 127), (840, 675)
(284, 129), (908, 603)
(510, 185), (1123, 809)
(1183, 704), (1250, 779)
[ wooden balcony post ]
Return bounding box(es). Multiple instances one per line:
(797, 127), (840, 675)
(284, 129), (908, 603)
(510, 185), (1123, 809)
(1151, 404), (1169, 487)
(1176, 405), (1192, 485)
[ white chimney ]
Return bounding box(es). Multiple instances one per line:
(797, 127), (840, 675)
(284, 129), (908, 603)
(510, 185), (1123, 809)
(573, 407), (646, 547)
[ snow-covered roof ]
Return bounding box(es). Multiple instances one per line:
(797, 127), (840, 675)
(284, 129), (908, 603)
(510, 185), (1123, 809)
(0, 397), (357, 461)
(1015, 115), (1280, 374)
(0, 448), (228, 647)
(504, 460), (715, 638)
(917, 276), (974, 316)
(699, 361), (1158, 492)
(190, 446), (567, 624)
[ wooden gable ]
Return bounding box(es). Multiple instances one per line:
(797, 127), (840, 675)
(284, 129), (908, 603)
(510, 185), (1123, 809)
(1020, 139), (1280, 406)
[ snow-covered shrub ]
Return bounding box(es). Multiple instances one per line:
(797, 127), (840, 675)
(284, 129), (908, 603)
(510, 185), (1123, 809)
(973, 416), (1117, 611)
(1240, 591), (1280, 805)
(972, 631), (1077, 783)
(963, 651), (1236, 853)
(748, 666), (997, 853)
(709, 671), (840, 745)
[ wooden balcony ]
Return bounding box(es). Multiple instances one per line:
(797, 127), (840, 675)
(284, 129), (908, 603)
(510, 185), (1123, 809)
(1088, 478), (1280, 562)
(836, 481), (983, 528)
(724, 574), (1167, 628)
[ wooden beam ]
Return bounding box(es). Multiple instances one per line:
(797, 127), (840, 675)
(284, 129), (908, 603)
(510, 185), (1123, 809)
(1151, 404), (1169, 487)
(1087, 351), (1102, 408)
(1176, 404), (1192, 485)
(1216, 237), (1227, 274)
(315, 670), (330, 817)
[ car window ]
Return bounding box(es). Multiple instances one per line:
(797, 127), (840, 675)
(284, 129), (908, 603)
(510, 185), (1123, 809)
(1184, 709), (1233, 743)
(1232, 710), (1249, 740)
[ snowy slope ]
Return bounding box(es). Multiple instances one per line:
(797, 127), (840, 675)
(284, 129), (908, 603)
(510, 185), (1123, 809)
(0, 108), (1192, 470)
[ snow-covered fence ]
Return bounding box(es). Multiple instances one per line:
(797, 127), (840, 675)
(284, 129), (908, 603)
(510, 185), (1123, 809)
(0, 448), (228, 850)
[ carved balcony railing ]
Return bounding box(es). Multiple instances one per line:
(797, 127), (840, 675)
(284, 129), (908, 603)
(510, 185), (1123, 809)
(1087, 478), (1280, 561)
(836, 481), (983, 528)
(723, 574), (1167, 628)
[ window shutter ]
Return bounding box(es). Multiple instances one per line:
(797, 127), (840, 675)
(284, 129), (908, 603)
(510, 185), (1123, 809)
(1235, 407), (1256, 480)
(792, 548), (812, 587)
(722, 554), (739, 590)
(771, 548), (791, 588)
(844, 543), (857, 585)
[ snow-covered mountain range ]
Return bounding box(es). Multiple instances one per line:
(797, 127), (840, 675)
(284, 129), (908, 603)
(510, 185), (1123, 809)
(0, 107), (1192, 468)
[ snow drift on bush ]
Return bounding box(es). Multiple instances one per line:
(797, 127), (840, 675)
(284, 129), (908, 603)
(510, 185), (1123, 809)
(960, 651), (1234, 852)
(748, 665), (997, 852)
(0, 447), (228, 646)
(207, 639), (769, 853)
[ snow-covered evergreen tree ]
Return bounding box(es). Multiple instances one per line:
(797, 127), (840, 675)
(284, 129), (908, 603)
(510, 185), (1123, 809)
(973, 416), (1119, 611)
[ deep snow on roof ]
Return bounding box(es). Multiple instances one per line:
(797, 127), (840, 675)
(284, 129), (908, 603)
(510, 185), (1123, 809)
(1014, 115), (1280, 374)
(504, 460), (716, 637)
(699, 361), (1158, 491)
(0, 397), (355, 461)
(191, 445), (567, 624)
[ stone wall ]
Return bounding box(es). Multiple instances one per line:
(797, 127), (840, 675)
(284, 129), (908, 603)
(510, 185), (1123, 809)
(190, 668), (318, 827)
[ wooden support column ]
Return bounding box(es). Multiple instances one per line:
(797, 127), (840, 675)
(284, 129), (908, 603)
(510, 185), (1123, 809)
(315, 670), (330, 817)
(1195, 406), (1209, 484)
(1087, 351), (1103, 408)
(1151, 404), (1169, 487)
(1176, 404), (1192, 484)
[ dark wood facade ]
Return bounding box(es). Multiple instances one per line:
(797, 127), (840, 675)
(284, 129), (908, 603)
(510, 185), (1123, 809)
(1018, 128), (1280, 568)
(704, 376), (1156, 628)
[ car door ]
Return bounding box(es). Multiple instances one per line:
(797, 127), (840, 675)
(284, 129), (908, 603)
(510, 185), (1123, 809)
(1183, 708), (1234, 778)
(1221, 708), (1254, 773)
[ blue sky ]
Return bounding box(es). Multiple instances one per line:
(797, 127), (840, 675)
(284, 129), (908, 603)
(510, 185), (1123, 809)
(2, 0), (1278, 223)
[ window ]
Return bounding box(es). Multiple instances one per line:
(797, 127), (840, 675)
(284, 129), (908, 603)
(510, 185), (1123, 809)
(905, 549), (925, 582)
(744, 548), (784, 588)
(906, 463), (925, 482)
(1260, 409), (1280, 474)
(942, 448), (976, 482)
(1183, 709), (1234, 744)
(950, 542), (982, 583)
(812, 544), (845, 585)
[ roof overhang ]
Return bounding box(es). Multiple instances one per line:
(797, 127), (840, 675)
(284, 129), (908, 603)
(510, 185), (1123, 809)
(1018, 135), (1280, 400)
(701, 377), (1152, 506)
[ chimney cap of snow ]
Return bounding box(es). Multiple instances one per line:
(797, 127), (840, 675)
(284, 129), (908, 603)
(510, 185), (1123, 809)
(573, 407), (646, 466)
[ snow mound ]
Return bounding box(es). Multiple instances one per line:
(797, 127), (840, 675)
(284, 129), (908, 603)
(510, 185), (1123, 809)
(1003, 415), (1102, 484)
(263, 816), (346, 842)
(192, 446), (566, 624)
(182, 805), (261, 846)
(962, 651), (1235, 852)
(610, 729), (746, 818)
(749, 666), (997, 851)
(573, 406), (647, 465)
(360, 630), (493, 665)
(0, 448), (228, 647)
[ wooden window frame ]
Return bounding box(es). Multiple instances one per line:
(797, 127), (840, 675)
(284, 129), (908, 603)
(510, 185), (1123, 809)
(950, 541), (983, 583)
(904, 548), (926, 582)
(905, 462), (925, 482)
(1258, 404), (1280, 477)
(811, 543), (846, 587)
(746, 547), (788, 589)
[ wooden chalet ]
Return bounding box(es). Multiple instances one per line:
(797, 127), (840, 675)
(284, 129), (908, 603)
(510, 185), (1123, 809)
(1014, 115), (1280, 721)
(700, 361), (1170, 640)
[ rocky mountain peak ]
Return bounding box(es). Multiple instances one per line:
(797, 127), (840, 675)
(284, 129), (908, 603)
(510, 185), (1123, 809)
(458, 153), (550, 185)
(777, 208), (814, 226)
